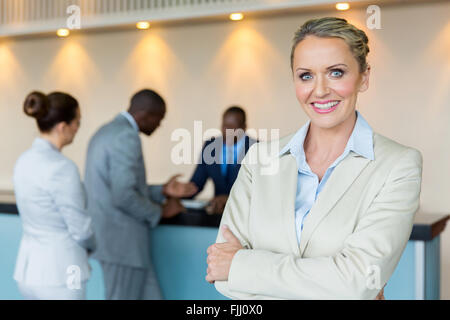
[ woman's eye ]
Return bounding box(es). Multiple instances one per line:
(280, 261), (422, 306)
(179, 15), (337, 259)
(330, 69), (344, 78)
(299, 73), (312, 81)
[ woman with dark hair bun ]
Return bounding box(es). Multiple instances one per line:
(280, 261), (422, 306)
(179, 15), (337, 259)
(13, 91), (96, 300)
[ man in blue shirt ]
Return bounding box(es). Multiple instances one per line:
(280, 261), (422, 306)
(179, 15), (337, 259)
(189, 106), (257, 214)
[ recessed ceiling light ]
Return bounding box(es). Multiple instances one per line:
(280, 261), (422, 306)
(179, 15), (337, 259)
(136, 21), (151, 30)
(56, 28), (70, 37)
(336, 3), (350, 11)
(229, 13), (244, 21)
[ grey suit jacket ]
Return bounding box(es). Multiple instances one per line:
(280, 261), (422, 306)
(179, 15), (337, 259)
(84, 113), (165, 268)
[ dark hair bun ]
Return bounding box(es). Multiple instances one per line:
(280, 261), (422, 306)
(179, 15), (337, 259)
(23, 91), (49, 120)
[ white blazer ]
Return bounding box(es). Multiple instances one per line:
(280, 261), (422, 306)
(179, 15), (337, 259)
(215, 132), (423, 299)
(13, 138), (95, 286)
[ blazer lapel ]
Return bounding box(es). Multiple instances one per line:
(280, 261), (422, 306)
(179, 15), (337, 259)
(299, 152), (372, 256)
(278, 153), (301, 256)
(238, 136), (250, 163)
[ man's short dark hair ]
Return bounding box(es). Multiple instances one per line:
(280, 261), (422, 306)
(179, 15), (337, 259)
(129, 89), (165, 115)
(223, 106), (246, 126)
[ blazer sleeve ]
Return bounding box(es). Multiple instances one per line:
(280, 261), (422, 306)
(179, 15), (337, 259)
(218, 148), (423, 299)
(109, 130), (162, 227)
(52, 160), (96, 251)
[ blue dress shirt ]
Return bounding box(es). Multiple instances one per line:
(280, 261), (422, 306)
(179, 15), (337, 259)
(279, 111), (375, 245)
(221, 135), (246, 177)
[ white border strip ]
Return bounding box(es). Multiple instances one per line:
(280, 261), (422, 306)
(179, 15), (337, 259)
(414, 240), (425, 300)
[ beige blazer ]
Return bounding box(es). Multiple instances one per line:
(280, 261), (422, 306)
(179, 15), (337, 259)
(214, 132), (423, 299)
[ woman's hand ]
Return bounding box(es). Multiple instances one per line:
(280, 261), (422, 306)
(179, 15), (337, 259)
(206, 225), (243, 284)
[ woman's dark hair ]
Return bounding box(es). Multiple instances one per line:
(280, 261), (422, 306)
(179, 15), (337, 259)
(23, 91), (79, 133)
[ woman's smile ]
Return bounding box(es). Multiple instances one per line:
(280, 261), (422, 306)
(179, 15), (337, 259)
(311, 100), (341, 114)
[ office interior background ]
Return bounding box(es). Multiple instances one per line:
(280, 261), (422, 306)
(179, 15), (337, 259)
(0, 0), (449, 299)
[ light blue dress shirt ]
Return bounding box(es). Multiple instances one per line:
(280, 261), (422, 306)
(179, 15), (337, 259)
(279, 111), (374, 245)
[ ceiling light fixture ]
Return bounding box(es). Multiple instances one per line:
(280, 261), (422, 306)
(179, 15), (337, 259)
(229, 13), (244, 21)
(336, 3), (350, 11)
(136, 21), (151, 30)
(56, 28), (70, 37)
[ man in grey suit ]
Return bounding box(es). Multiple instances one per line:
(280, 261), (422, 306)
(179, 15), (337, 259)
(84, 89), (197, 300)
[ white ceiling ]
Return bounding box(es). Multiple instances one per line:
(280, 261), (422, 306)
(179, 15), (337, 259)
(0, 0), (435, 38)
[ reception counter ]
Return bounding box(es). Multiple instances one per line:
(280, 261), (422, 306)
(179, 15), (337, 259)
(0, 198), (448, 300)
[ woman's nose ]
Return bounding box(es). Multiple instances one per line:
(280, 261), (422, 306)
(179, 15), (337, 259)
(313, 76), (330, 97)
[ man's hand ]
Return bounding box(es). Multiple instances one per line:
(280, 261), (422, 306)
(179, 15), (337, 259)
(163, 174), (198, 198)
(162, 197), (185, 219)
(206, 225), (243, 283)
(206, 195), (228, 215)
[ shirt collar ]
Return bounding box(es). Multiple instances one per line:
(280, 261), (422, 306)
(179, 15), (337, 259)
(279, 110), (374, 161)
(279, 120), (310, 158)
(120, 111), (139, 132)
(349, 111), (374, 160)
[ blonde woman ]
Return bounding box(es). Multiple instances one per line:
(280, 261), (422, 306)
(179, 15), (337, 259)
(206, 17), (422, 299)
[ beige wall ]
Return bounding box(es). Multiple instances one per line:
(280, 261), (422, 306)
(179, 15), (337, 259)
(0, 1), (449, 297)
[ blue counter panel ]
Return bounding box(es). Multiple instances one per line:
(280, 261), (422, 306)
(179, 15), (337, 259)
(0, 214), (22, 300)
(150, 225), (225, 300)
(384, 241), (415, 300)
(0, 214), (224, 300)
(0, 214), (440, 300)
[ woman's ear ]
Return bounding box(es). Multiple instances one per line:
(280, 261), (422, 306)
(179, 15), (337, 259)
(358, 65), (371, 93)
(54, 121), (68, 137)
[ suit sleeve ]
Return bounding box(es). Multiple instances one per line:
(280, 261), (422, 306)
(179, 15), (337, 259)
(218, 148), (423, 299)
(109, 131), (162, 227)
(148, 185), (166, 205)
(52, 160), (96, 251)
